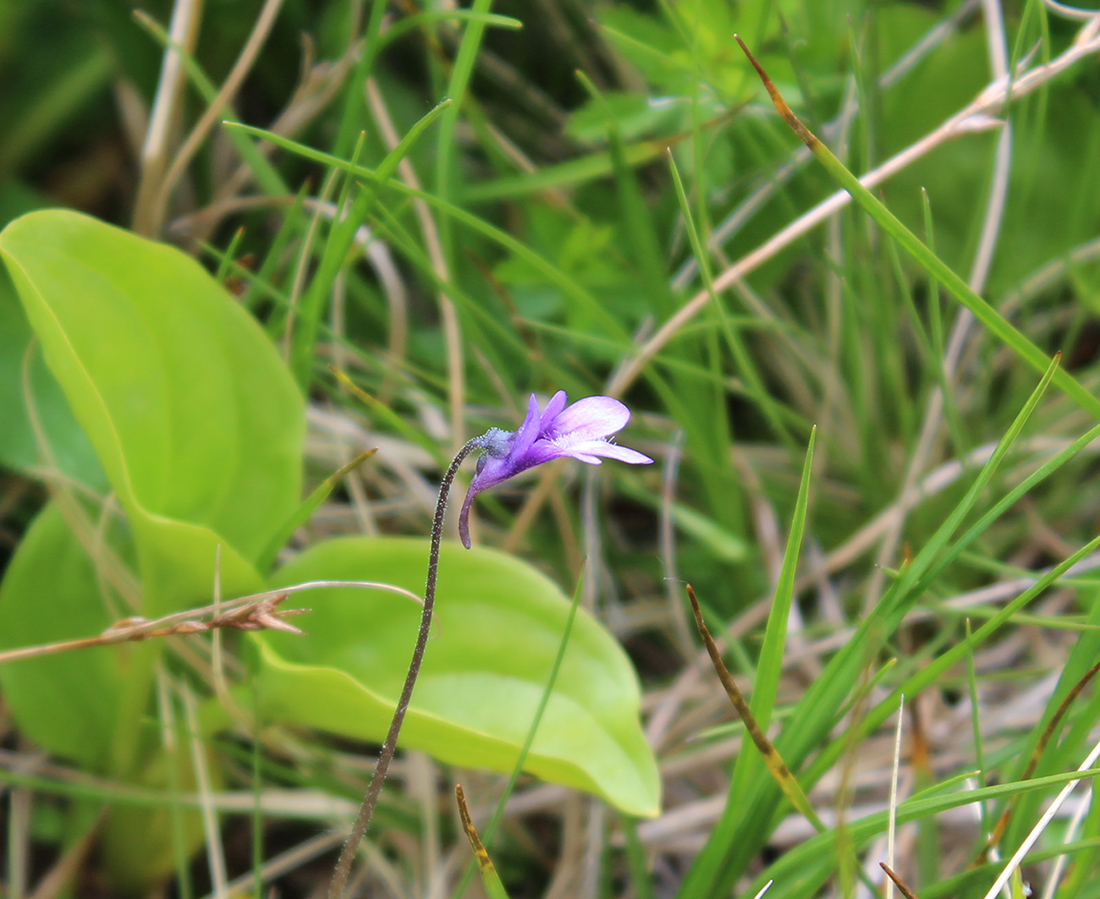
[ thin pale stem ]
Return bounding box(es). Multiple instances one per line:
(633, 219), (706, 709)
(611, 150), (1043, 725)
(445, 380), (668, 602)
(328, 439), (480, 899)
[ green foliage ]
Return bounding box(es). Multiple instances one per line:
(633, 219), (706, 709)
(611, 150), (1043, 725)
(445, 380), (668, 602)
(0, 210), (659, 886)
(3, 1), (1100, 897)
(1, 211), (304, 566)
(0, 503), (124, 769)
(0, 275), (103, 485)
(254, 538), (658, 817)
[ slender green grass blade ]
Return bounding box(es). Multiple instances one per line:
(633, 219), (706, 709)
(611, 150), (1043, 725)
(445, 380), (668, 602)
(622, 815), (656, 899)
(434, 0), (494, 267)
(255, 449), (377, 574)
(667, 150), (793, 449)
(240, 183), (311, 312)
(460, 142), (665, 203)
(289, 99), (453, 387)
(214, 227), (246, 283)
(734, 36), (1100, 422)
(455, 566), (586, 898)
(748, 765), (1100, 899)
(222, 124), (634, 343)
(378, 12), (521, 52)
(727, 426), (816, 807)
(681, 358), (1060, 897)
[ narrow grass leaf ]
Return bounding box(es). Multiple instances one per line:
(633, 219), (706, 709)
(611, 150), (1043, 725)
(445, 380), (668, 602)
(682, 361), (1058, 896)
(810, 529), (1100, 796)
(456, 566), (588, 899)
(727, 427), (816, 797)
(622, 815), (656, 899)
(667, 149), (793, 448)
(378, 12), (522, 54)
(749, 765), (1100, 899)
(434, 0), (494, 271)
(460, 142), (666, 202)
(222, 123), (635, 343)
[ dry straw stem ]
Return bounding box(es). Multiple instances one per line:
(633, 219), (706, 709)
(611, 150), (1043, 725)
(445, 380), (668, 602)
(143, 0), (287, 237)
(366, 78), (467, 454)
(606, 13), (1100, 398)
(671, 0), (981, 290)
(980, 736), (1100, 899)
(132, 0), (203, 236)
(0, 580), (422, 664)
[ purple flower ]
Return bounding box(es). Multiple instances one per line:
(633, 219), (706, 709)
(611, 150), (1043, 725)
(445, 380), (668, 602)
(459, 391), (653, 548)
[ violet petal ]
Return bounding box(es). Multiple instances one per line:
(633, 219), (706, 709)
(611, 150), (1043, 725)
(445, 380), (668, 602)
(548, 396), (630, 442)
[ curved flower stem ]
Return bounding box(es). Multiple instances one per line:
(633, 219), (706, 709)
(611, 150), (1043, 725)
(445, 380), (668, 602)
(328, 438), (480, 899)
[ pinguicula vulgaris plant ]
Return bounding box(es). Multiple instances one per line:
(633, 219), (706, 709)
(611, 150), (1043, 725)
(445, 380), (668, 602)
(328, 391), (652, 898)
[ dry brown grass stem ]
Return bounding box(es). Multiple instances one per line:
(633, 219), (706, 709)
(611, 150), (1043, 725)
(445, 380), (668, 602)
(672, 0), (982, 290)
(455, 784), (493, 870)
(687, 585), (825, 830)
(979, 657), (1100, 861)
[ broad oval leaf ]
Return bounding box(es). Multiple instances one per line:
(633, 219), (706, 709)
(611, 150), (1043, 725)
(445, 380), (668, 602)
(0, 502), (125, 769)
(0, 209), (304, 610)
(255, 537), (661, 818)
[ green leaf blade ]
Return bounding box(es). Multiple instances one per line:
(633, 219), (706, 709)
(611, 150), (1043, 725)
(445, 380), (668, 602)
(254, 536), (661, 818)
(0, 502), (123, 769)
(0, 209), (305, 583)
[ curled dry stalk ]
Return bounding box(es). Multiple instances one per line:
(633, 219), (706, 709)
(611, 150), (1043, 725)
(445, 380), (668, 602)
(0, 580), (421, 665)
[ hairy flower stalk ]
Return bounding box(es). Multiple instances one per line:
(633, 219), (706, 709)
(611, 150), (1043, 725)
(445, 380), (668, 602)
(329, 393), (651, 899)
